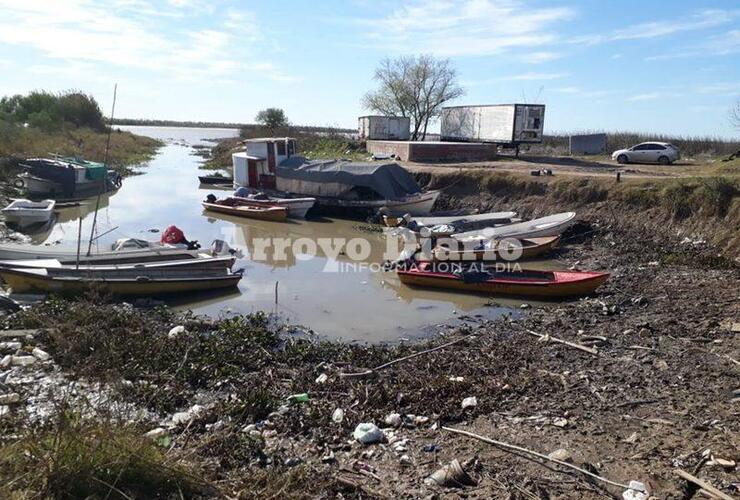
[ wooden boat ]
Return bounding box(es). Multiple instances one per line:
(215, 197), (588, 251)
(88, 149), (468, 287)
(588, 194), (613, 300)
(1, 199), (56, 226)
(384, 211), (518, 230)
(0, 243), (201, 263)
(0, 266), (243, 296)
(232, 190), (316, 219)
(199, 174), (233, 185)
(202, 197), (288, 222)
(430, 236), (560, 262)
(453, 212), (576, 241)
(397, 262), (608, 298)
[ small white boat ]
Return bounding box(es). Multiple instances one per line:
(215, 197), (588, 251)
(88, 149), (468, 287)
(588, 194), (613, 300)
(0, 255), (235, 271)
(1, 199), (56, 226)
(453, 212), (577, 241)
(386, 211), (518, 229)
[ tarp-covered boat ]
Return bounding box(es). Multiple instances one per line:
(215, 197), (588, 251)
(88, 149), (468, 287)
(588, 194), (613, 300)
(397, 262), (608, 298)
(17, 157), (121, 199)
(275, 156), (439, 216)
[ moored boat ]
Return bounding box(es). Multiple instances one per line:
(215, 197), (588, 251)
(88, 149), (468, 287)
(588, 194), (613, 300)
(0, 255), (235, 271)
(199, 173), (233, 185)
(16, 157), (122, 199)
(429, 235), (560, 262)
(202, 196), (288, 222)
(1, 199), (56, 227)
(397, 262), (608, 298)
(233, 187), (315, 218)
(453, 212), (576, 241)
(384, 211), (519, 230)
(0, 266), (243, 296)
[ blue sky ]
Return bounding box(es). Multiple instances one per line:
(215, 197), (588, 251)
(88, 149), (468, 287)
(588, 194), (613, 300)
(0, 0), (738, 137)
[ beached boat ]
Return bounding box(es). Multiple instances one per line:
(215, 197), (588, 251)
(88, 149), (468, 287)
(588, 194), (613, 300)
(0, 266), (243, 296)
(199, 173), (233, 185)
(397, 262), (608, 298)
(384, 211), (518, 230)
(233, 188), (315, 218)
(1, 199), (56, 226)
(430, 236), (560, 262)
(16, 157), (122, 199)
(453, 212), (576, 241)
(202, 197), (288, 222)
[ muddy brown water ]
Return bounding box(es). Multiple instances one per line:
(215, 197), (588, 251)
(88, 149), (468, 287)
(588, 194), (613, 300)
(14, 126), (562, 342)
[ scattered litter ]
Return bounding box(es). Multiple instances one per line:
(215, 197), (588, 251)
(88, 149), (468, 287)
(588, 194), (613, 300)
(449, 376), (464, 382)
(143, 427), (167, 439)
(0, 341), (21, 352)
(170, 404), (203, 426)
(384, 412), (402, 427)
(0, 355), (11, 369)
(0, 393), (21, 405)
(315, 373), (328, 384)
(31, 347), (50, 361)
(400, 454), (412, 465)
(353, 423), (384, 444)
(623, 431), (639, 444)
(284, 457), (302, 467)
(167, 325), (185, 339)
(423, 443), (441, 453)
(11, 356), (36, 367)
(287, 393), (310, 403)
(622, 480), (648, 500)
(548, 448), (571, 461)
(461, 396), (477, 409)
(425, 459), (477, 487)
(552, 417), (568, 428)
(332, 408), (344, 423)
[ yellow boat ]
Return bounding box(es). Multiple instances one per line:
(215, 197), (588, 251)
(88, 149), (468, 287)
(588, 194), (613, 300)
(0, 266), (243, 296)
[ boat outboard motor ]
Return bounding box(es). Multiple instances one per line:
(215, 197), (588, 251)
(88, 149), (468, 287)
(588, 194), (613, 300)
(205, 193), (217, 203)
(211, 239), (243, 259)
(161, 225), (199, 249)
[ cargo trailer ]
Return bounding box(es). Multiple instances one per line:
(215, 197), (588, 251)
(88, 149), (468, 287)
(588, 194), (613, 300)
(358, 116), (411, 141)
(440, 104), (545, 147)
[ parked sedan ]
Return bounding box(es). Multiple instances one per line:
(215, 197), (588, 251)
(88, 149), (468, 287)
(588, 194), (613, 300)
(611, 142), (680, 165)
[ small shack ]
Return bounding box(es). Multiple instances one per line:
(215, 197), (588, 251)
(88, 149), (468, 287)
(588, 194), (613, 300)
(232, 137), (297, 189)
(358, 116), (410, 141)
(569, 133), (607, 155)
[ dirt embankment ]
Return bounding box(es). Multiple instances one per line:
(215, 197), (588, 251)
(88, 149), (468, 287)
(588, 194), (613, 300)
(0, 168), (738, 498)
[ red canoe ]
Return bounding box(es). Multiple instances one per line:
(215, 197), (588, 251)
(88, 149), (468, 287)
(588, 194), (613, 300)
(397, 262), (609, 298)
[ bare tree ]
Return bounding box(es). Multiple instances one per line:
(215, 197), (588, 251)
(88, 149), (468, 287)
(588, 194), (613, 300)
(362, 55), (464, 140)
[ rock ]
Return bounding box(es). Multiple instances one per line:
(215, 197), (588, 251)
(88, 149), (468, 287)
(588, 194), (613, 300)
(315, 373), (328, 384)
(144, 427), (167, 439)
(400, 454), (412, 465)
(0, 392), (20, 405)
(353, 423), (384, 444)
(622, 480), (648, 500)
(0, 341), (22, 353)
(623, 431), (639, 444)
(653, 360), (669, 371)
(332, 408), (344, 423)
(461, 396), (477, 409)
(168, 325), (185, 339)
(552, 417), (568, 428)
(11, 356), (36, 367)
(0, 355), (11, 369)
(384, 412), (402, 427)
(31, 347), (50, 361)
(548, 448), (572, 461)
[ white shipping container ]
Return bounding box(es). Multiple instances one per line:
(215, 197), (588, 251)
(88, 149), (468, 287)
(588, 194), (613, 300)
(441, 104), (545, 144)
(358, 116), (411, 140)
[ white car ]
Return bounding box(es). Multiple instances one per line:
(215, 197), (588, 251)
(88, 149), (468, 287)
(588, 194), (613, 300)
(611, 142), (680, 165)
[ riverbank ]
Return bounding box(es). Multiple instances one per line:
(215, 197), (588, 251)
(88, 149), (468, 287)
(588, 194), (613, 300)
(0, 125), (162, 177)
(0, 186), (737, 498)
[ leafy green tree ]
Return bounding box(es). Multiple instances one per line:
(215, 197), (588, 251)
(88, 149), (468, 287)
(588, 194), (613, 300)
(255, 108), (289, 132)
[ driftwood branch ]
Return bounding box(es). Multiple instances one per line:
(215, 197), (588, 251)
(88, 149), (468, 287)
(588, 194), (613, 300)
(673, 469), (734, 500)
(524, 329), (599, 356)
(340, 336), (470, 378)
(442, 426), (637, 492)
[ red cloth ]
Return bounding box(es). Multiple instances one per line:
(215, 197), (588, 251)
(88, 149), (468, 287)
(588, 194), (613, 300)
(161, 225), (185, 245)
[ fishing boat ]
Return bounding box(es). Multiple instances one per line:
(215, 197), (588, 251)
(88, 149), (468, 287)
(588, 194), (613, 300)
(453, 212), (576, 241)
(430, 236), (560, 262)
(0, 255), (235, 271)
(1, 199), (56, 227)
(0, 266), (243, 296)
(384, 211), (519, 230)
(202, 196), (288, 222)
(199, 173), (233, 185)
(16, 157), (122, 199)
(233, 188), (315, 219)
(397, 262), (608, 298)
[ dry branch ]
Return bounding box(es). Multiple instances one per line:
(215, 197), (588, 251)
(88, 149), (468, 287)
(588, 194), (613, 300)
(340, 336), (470, 378)
(673, 469), (734, 500)
(442, 426), (637, 492)
(524, 329), (599, 356)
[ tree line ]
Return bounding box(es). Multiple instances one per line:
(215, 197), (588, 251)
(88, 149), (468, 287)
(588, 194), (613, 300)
(0, 90), (107, 132)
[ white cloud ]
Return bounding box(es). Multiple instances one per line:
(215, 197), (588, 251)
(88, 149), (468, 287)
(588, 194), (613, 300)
(522, 51), (562, 64)
(626, 91), (682, 102)
(695, 82), (740, 96)
(645, 29), (740, 61)
(465, 71), (567, 86)
(572, 9), (738, 45)
(0, 0), (293, 83)
(352, 0), (574, 56)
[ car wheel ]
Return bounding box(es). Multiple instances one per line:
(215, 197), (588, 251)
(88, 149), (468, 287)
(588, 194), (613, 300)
(617, 154), (628, 164)
(658, 156), (670, 165)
